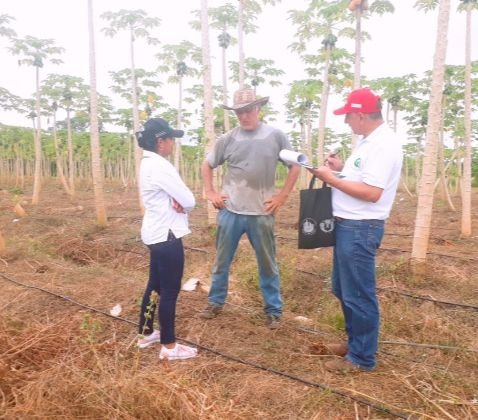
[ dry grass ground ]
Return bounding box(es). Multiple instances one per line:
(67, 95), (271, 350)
(0, 181), (477, 419)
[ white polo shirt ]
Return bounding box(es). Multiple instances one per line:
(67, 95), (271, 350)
(140, 150), (195, 245)
(333, 123), (403, 220)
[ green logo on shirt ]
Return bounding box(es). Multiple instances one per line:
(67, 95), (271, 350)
(354, 157), (361, 168)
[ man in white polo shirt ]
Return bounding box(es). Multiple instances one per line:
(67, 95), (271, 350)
(309, 88), (403, 372)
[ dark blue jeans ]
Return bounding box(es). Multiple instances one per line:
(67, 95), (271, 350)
(332, 218), (384, 370)
(139, 238), (184, 345)
(208, 209), (282, 316)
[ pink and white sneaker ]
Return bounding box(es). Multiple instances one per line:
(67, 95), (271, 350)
(159, 343), (198, 361)
(137, 329), (161, 349)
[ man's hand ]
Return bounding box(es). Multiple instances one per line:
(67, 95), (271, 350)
(264, 193), (287, 215)
(205, 190), (228, 209)
(307, 166), (337, 184)
(324, 153), (344, 172)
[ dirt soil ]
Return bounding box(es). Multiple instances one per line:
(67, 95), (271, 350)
(0, 181), (477, 419)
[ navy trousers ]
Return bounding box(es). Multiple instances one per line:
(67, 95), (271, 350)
(139, 237), (184, 344)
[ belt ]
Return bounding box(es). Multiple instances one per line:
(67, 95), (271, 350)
(334, 217), (383, 223)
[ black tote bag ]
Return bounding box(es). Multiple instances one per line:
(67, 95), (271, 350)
(298, 176), (336, 249)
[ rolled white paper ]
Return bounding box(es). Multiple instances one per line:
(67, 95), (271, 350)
(279, 149), (309, 165)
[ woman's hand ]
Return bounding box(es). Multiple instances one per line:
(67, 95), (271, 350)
(171, 199), (185, 213)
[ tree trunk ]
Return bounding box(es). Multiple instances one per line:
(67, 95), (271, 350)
(436, 134), (455, 211)
(350, 6), (363, 150)
(411, 0), (451, 269)
(353, 8), (362, 89)
(53, 111), (72, 196)
(461, 1), (472, 237)
(299, 119), (308, 189)
(317, 45), (331, 167)
(66, 108), (76, 196)
(31, 66), (42, 205)
(87, 0), (107, 227)
(221, 44), (230, 132)
(201, 0), (218, 226)
(174, 77), (183, 171)
(130, 28), (143, 211)
(238, 0), (245, 89)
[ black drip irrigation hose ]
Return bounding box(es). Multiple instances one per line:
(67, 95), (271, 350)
(122, 246), (478, 312)
(274, 235), (478, 262)
(0, 272), (409, 419)
(378, 288), (478, 311)
(296, 269), (478, 311)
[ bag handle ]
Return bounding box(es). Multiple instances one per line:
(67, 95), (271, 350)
(308, 176), (327, 190)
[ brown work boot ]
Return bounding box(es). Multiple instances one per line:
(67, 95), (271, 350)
(199, 303), (223, 319)
(309, 342), (347, 356)
(324, 358), (367, 374)
(324, 342), (348, 357)
(266, 314), (281, 330)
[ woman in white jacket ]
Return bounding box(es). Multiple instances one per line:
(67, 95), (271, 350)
(135, 118), (197, 361)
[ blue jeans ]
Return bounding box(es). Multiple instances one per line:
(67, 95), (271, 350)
(332, 218), (384, 370)
(208, 209), (282, 316)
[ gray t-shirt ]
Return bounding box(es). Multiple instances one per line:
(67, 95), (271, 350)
(206, 123), (292, 215)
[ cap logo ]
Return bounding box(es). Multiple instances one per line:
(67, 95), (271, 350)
(155, 130), (168, 138)
(351, 103), (362, 108)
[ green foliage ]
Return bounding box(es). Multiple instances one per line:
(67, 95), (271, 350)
(229, 57), (285, 89)
(0, 124), (35, 160)
(0, 87), (21, 111)
(473, 148), (478, 187)
(109, 68), (164, 112)
(8, 35), (64, 68)
(80, 314), (103, 344)
(140, 291), (158, 336)
(277, 256), (297, 296)
(325, 311), (345, 331)
(156, 41), (202, 83)
(9, 186), (23, 195)
(0, 13), (16, 38)
(236, 252), (261, 295)
(100, 9), (160, 45)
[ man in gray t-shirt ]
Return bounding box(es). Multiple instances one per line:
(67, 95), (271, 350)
(199, 87), (300, 329)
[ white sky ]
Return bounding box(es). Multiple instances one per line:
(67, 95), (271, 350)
(0, 0), (476, 138)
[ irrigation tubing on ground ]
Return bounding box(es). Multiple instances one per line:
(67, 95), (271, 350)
(123, 244), (478, 311)
(0, 272), (409, 419)
(275, 234), (478, 263)
(296, 269), (478, 311)
(377, 288), (478, 311)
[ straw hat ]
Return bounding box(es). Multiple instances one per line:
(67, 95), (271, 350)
(222, 87), (269, 111)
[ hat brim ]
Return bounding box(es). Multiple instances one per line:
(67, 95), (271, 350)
(169, 129), (184, 138)
(333, 106), (348, 115)
(221, 97), (269, 111)
(158, 129), (184, 138)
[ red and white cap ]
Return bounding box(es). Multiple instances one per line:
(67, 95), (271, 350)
(333, 88), (381, 115)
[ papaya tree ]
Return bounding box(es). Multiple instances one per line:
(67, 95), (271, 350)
(8, 36), (64, 205)
(411, 0), (451, 269)
(87, 0), (107, 226)
(101, 9), (160, 204)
